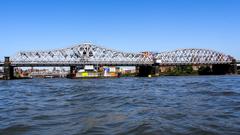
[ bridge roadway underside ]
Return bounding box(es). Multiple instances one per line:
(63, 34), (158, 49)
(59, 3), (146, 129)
(1, 62), (237, 80)
(1, 62), (159, 79)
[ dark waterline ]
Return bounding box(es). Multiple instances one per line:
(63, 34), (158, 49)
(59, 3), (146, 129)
(0, 76), (240, 135)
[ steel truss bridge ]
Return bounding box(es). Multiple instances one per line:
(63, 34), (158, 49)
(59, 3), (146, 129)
(0, 43), (235, 67)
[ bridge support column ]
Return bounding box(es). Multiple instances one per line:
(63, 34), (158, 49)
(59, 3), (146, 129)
(212, 64), (234, 75)
(231, 59), (237, 74)
(152, 65), (160, 76)
(137, 65), (159, 77)
(137, 66), (151, 77)
(70, 66), (76, 78)
(3, 57), (14, 80)
(135, 66), (140, 76)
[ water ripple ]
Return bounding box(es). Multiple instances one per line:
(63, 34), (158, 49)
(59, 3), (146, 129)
(0, 76), (240, 135)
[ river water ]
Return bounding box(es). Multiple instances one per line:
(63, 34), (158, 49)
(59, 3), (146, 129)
(0, 76), (240, 135)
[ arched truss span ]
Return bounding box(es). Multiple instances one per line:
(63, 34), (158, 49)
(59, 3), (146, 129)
(154, 48), (234, 65)
(10, 44), (234, 66)
(11, 43), (153, 65)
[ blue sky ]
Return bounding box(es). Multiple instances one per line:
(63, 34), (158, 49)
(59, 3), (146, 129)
(0, 0), (239, 60)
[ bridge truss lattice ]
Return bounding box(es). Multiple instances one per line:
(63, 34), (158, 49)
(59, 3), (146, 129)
(11, 43), (153, 65)
(154, 48), (234, 65)
(10, 43), (234, 66)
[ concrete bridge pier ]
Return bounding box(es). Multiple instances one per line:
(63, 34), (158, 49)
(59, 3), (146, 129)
(152, 65), (160, 76)
(137, 66), (151, 77)
(70, 66), (77, 78)
(3, 57), (14, 80)
(231, 59), (238, 74)
(136, 65), (160, 77)
(212, 62), (237, 75)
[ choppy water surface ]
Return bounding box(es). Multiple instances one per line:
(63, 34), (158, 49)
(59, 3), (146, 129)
(0, 76), (240, 135)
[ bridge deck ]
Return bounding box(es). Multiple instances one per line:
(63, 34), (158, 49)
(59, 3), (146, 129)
(0, 62), (234, 67)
